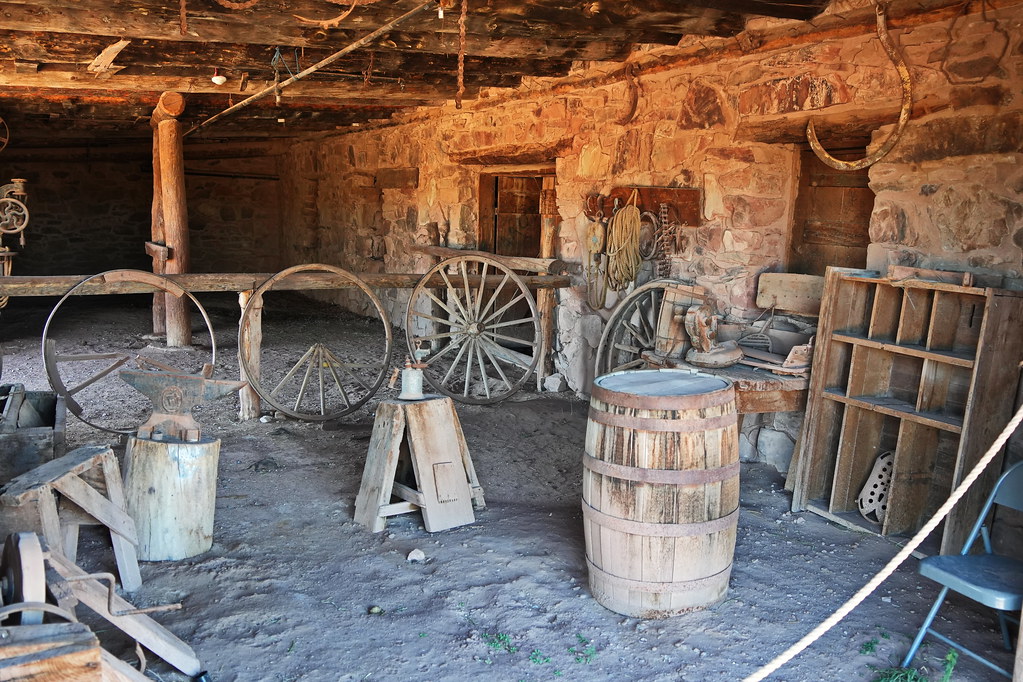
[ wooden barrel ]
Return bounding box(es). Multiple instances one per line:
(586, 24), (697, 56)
(582, 369), (739, 618)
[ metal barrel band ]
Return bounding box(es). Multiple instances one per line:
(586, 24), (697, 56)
(581, 502), (738, 538)
(587, 407), (737, 433)
(586, 559), (732, 594)
(590, 382), (735, 411)
(582, 454), (739, 486)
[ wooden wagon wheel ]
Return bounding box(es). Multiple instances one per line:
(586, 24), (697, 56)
(594, 279), (702, 377)
(41, 270), (217, 434)
(239, 263), (393, 421)
(0, 117), (8, 154)
(405, 255), (540, 404)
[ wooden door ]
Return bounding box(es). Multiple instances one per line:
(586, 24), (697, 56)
(788, 150), (873, 275)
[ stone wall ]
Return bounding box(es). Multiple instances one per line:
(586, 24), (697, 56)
(0, 154), (284, 278)
(275, 0), (1023, 409)
(0, 160), (152, 275)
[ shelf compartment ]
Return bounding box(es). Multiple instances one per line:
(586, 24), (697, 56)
(867, 283), (902, 342)
(823, 338), (853, 394)
(846, 346), (922, 404)
(915, 360), (970, 422)
(829, 406), (899, 513)
(883, 421), (957, 537)
(822, 389), (964, 433)
(896, 287), (934, 346)
(830, 333), (974, 368)
(927, 290), (985, 354)
(831, 279), (876, 336)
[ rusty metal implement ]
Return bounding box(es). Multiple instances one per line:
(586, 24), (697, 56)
(807, 2), (913, 171)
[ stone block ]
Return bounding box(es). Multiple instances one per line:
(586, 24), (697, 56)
(543, 373), (569, 393)
(737, 74), (851, 117)
(677, 81), (726, 130)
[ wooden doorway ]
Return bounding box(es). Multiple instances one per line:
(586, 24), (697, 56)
(787, 149), (874, 275)
(478, 173), (548, 258)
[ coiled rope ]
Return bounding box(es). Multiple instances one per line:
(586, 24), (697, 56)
(605, 189), (642, 290)
(744, 400), (1023, 681)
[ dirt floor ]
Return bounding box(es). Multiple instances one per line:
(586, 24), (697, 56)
(0, 293), (1014, 681)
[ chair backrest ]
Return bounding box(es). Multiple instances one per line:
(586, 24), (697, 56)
(992, 460), (1023, 512)
(958, 460), (1023, 555)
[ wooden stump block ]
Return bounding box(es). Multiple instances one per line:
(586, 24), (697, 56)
(124, 437), (219, 561)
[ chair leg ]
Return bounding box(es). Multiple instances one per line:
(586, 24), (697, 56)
(996, 610), (1012, 651)
(901, 585), (950, 669)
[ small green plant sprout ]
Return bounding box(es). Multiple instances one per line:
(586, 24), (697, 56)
(529, 649), (552, 665)
(860, 638), (879, 655)
(482, 632), (518, 654)
(569, 634), (598, 664)
(940, 649), (958, 682)
(868, 666), (928, 682)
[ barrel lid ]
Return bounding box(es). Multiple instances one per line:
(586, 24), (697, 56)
(593, 369), (730, 397)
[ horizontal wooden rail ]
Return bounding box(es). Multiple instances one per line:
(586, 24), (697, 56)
(0, 272), (573, 297)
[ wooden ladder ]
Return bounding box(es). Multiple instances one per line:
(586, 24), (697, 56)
(354, 397), (484, 533)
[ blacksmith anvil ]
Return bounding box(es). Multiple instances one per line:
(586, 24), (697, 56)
(119, 368), (246, 442)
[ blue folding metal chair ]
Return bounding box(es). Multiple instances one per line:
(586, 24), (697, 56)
(901, 460), (1023, 677)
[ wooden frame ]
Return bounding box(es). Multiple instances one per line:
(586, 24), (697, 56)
(789, 268), (1023, 554)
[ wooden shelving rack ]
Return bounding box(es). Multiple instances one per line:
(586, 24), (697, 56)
(789, 267), (1023, 554)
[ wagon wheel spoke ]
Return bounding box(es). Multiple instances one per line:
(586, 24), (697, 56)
(270, 344), (318, 398)
(441, 338), (473, 388)
(422, 288), (465, 326)
(65, 355), (131, 396)
(322, 346), (371, 392)
(482, 292), (527, 327)
(439, 268), (472, 324)
(407, 255), (540, 404)
(292, 350), (317, 412)
(478, 273), (510, 323)
(477, 337), (515, 390)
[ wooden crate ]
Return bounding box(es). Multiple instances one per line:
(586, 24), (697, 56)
(0, 384), (67, 485)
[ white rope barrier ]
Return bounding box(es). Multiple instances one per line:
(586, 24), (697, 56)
(744, 401), (1023, 682)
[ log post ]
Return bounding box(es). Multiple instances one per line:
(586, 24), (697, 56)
(536, 176), (559, 390)
(150, 129), (166, 336)
(238, 289), (262, 420)
(154, 92), (191, 347)
(123, 436), (220, 561)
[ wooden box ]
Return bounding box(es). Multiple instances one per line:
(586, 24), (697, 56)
(0, 384), (67, 485)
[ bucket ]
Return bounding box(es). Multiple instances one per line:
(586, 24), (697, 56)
(582, 368), (739, 618)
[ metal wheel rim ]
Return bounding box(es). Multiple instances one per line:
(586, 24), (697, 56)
(239, 263), (394, 421)
(0, 117), (8, 154)
(41, 269), (217, 434)
(405, 255), (540, 405)
(594, 278), (701, 378)
(1, 532), (46, 625)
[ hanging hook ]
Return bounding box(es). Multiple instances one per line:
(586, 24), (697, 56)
(806, 2), (913, 171)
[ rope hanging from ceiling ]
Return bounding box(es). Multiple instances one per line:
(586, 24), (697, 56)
(455, 0), (468, 109)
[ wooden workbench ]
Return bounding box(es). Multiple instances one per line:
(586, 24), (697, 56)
(643, 353), (808, 414)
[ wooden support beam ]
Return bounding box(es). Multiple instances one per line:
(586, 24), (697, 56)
(0, 272), (573, 297)
(409, 245), (572, 274)
(238, 290), (262, 420)
(155, 94), (190, 347)
(536, 176), (559, 390)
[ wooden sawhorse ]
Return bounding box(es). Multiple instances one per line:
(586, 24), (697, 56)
(354, 397), (484, 533)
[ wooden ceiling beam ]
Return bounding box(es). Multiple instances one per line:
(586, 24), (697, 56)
(0, 66), (459, 104)
(0, 1), (640, 60)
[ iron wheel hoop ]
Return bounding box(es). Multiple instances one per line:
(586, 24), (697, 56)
(405, 255), (540, 405)
(41, 269), (217, 434)
(0, 117), (8, 154)
(239, 263), (394, 421)
(594, 278), (703, 378)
